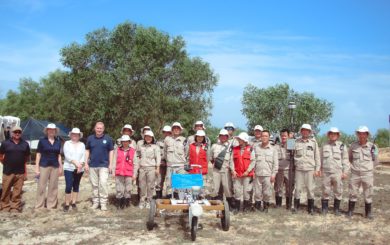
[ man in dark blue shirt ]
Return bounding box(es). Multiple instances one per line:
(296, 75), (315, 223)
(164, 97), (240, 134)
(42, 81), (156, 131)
(0, 126), (30, 212)
(85, 122), (114, 211)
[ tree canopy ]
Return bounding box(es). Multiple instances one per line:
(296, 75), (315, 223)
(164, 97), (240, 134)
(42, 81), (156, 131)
(241, 83), (333, 133)
(0, 22), (218, 138)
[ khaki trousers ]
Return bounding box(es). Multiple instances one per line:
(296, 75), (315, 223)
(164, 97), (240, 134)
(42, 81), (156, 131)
(156, 165), (167, 192)
(294, 170), (315, 200)
(322, 171), (343, 200)
(274, 169), (290, 197)
(254, 176), (272, 202)
(139, 167), (156, 202)
(115, 176), (132, 199)
(233, 177), (252, 201)
(35, 166), (59, 209)
(212, 168), (233, 198)
(1, 173), (24, 211)
(89, 167), (109, 205)
(349, 171), (373, 203)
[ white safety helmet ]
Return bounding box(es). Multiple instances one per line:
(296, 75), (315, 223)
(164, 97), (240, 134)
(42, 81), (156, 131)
(253, 125), (263, 131)
(356, 126), (370, 134)
(219, 129), (229, 136)
(235, 132), (249, 143)
(162, 125), (172, 132)
(300, 124), (312, 131)
(195, 130), (206, 137)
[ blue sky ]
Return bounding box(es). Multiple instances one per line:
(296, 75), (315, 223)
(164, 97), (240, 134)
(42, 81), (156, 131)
(0, 0), (389, 134)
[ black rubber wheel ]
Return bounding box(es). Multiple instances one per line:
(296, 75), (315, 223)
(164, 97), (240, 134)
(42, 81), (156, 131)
(221, 200), (230, 231)
(191, 216), (198, 241)
(146, 199), (156, 231)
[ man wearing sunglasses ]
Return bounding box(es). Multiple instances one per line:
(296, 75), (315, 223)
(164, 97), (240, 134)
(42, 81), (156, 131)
(0, 126), (30, 212)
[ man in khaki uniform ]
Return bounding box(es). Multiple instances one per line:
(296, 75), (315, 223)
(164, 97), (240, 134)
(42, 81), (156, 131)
(274, 128), (291, 209)
(134, 131), (161, 209)
(320, 127), (349, 216)
(347, 126), (378, 219)
(209, 129), (234, 207)
(293, 124), (321, 215)
(155, 125), (171, 198)
(245, 130), (278, 213)
(164, 122), (187, 198)
(249, 125), (263, 148)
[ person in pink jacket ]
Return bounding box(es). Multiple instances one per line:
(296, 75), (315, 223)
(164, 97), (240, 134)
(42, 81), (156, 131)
(112, 135), (138, 209)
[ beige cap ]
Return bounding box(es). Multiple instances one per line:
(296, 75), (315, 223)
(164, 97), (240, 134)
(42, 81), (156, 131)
(11, 126), (22, 132)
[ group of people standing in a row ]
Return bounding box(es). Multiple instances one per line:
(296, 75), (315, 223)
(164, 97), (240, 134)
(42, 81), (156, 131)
(0, 120), (378, 220)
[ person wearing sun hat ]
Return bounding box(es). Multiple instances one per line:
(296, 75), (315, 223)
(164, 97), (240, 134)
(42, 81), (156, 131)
(320, 127), (349, 216)
(347, 126), (378, 219)
(163, 122), (187, 198)
(35, 123), (62, 210)
(0, 126), (30, 212)
(134, 131), (160, 209)
(187, 121), (210, 146)
(249, 125), (263, 148)
(62, 128), (85, 212)
(229, 132), (255, 213)
(292, 123), (321, 215)
(155, 125), (172, 198)
(116, 124), (136, 149)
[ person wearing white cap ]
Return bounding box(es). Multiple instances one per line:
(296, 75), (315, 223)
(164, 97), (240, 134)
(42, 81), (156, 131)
(112, 134), (138, 209)
(134, 131), (161, 209)
(229, 132), (255, 213)
(0, 126), (30, 212)
(209, 129), (234, 207)
(63, 128), (85, 212)
(155, 126), (172, 198)
(116, 124), (136, 149)
(347, 126), (378, 219)
(292, 124), (321, 215)
(187, 121), (210, 145)
(136, 126), (152, 156)
(35, 123), (62, 210)
(274, 128), (292, 209)
(224, 122), (236, 139)
(245, 130), (278, 213)
(249, 125), (263, 148)
(163, 122), (187, 198)
(320, 127), (349, 216)
(85, 122), (114, 211)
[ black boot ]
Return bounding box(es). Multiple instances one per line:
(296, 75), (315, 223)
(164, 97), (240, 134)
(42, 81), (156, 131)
(226, 197), (234, 211)
(321, 199), (328, 215)
(263, 202), (269, 213)
(286, 197), (291, 210)
(347, 200), (355, 218)
(156, 190), (163, 199)
(365, 202), (373, 219)
(308, 199), (314, 215)
(234, 199), (241, 214)
(254, 201), (262, 211)
(275, 196), (282, 208)
(125, 198), (131, 207)
(334, 199), (341, 216)
(116, 198), (121, 209)
(292, 198), (300, 213)
(120, 197), (126, 209)
(243, 200), (251, 212)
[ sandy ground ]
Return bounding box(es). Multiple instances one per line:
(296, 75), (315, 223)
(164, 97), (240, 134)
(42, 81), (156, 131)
(0, 152), (390, 244)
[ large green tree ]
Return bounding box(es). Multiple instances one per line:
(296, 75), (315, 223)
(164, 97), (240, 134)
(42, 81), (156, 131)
(0, 22), (218, 138)
(242, 83), (333, 133)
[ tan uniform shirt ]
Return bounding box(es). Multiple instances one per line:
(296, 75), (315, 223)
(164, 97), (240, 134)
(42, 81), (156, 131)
(247, 143), (279, 177)
(164, 135), (187, 166)
(134, 144), (161, 175)
(348, 141), (378, 173)
(294, 138), (320, 171)
(249, 137), (261, 148)
(321, 140), (350, 174)
(274, 143), (291, 170)
(156, 139), (166, 166)
(209, 141), (230, 171)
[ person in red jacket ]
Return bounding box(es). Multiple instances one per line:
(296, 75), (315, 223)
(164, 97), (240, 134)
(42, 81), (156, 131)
(186, 130), (210, 196)
(230, 132), (255, 212)
(112, 135), (138, 209)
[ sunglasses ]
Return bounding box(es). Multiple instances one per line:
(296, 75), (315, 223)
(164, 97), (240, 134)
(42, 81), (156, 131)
(13, 131), (22, 134)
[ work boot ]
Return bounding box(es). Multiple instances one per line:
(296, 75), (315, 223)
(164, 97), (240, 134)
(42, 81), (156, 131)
(226, 197), (234, 211)
(334, 199), (341, 216)
(243, 200), (251, 212)
(125, 198), (131, 207)
(347, 200), (355, 218)
(234, 199), (241, 214)
(308, 199), (315, 215)
(173, 192), (179, 199)
(156, 190), (163, 199)
(292, 198), (300, 213)
(120, 197), (126, 209)
(263, 202), (269, 213)
(275, 196), (282, 208)
(254, 201), (262, 211)
(321, 199), (328, 215)
(115, 198), (121, 209)
(365, 202), (373, 219)
(286, 197), (291, 210)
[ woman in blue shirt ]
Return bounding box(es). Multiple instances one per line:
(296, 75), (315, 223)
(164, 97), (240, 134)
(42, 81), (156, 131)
(35, 123), (62, 209)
